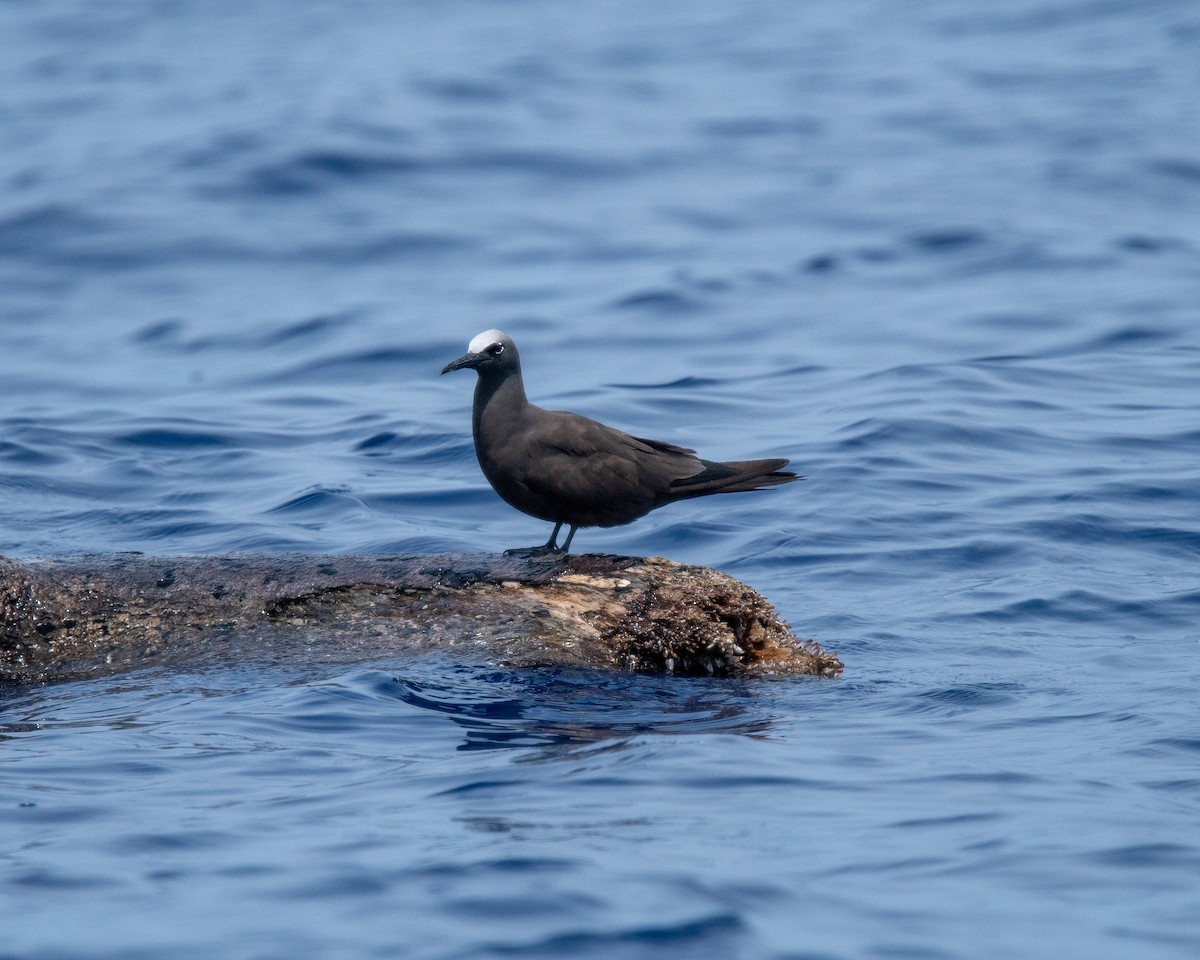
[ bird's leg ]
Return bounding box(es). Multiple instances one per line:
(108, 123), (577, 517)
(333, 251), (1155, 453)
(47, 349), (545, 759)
(542, 522), (564, 552)
(503, 522), (565, 557)
(558, 525), (577, 554)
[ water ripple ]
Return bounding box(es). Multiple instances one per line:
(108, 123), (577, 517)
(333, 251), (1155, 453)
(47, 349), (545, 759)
(388, 665), (779, 753)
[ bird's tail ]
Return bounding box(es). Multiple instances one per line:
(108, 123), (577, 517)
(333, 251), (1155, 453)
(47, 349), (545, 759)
(668, 458), (801, 498)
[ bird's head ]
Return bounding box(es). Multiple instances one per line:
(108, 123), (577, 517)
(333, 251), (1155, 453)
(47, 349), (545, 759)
(440, 329), (520, 378)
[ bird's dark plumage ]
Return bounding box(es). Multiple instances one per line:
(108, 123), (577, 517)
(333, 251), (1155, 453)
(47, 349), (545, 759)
(440, 329), (799, 555)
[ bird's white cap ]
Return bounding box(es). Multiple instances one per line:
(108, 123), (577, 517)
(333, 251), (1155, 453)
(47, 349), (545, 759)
(468, 329), (507, 354)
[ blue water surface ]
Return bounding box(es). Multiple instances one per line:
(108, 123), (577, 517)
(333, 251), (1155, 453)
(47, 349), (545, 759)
(2, 0), (1200, 957)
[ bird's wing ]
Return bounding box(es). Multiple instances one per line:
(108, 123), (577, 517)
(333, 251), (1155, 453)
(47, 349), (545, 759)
(514, 412), (702, 511)
(625, 434), (697, 457)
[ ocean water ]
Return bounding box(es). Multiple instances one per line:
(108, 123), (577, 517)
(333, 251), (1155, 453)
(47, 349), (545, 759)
(2, 0), (1200, 957)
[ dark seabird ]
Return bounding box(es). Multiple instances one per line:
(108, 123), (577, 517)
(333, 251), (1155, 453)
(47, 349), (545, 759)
(441, 329), (800, 555)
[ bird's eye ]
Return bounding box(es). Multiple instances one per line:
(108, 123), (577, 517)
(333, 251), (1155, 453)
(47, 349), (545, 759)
(488, 343), (504, 356)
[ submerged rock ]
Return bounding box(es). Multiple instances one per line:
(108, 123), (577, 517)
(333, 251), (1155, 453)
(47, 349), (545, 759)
(0, 553), (841, 685)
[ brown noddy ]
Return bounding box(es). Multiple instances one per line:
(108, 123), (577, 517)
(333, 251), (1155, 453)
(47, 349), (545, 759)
(440, 329), (800, 555)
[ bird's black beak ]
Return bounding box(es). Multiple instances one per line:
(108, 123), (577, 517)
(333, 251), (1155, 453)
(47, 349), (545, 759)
(440, 353), (481, 375)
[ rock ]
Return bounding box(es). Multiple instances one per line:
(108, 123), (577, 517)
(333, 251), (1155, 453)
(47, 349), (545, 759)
(0, 553), (841, 685)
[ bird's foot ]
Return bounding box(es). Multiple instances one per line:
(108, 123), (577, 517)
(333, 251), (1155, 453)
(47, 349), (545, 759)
(503, 544), (565, 558)
(503, 522), (574, 557)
